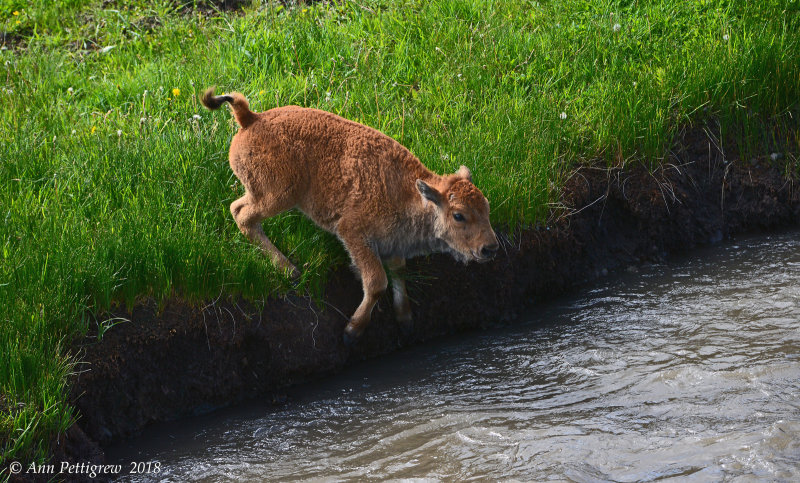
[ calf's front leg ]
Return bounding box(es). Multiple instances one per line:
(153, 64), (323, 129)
(339, 229), (388, 346)
(387, 257), (413, 336)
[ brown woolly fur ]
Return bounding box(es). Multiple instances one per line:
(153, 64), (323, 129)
(201, 87), (499, 344)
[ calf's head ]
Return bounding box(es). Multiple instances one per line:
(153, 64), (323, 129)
(416, 166), (499, 263)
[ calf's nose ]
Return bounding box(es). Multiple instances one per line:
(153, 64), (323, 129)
(481, 243), (499, 259)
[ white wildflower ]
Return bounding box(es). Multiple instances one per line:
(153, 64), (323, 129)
(560, 112), (567, 120)
(140, 117), (147, 124)
(192, 114), (201, 121)
(723, 34), (730, 41)
(633, 81), (638, 87)
(67, 87), (74, 95)
(117, 129), (122, 137)
(71, 129), (77, 135)
(613, 23), (621, 32)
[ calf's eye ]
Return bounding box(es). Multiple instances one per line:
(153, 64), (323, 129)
(453, 213), (465, 222)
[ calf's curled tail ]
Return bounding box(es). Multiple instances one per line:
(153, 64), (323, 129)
(200, 87), (257, 128)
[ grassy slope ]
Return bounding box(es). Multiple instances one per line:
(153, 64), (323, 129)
(1, 0), (799, 465)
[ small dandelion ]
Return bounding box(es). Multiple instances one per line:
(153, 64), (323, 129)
(116, 129), (122, 137)
(723, 34), (730, 41)
(560, 112), (567, 120)
(302, 8), (308, 13)
(71, 129), (76, 135)
(91, 126), (97, 134)
(67, 87), (74, 95)
(12, 11), (19, 16)
(15, 19), (20, 25)
(140, 117), (147, 124)
(172, 88), (180, 97)
(613, 23), (621, 32)
(258, 90), (265, 96)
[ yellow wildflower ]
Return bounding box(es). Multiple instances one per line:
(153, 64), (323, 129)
(12, 11), (19, 16)
(258, 90), (265, 96)
(172, 88), (180, 97)
(91, 126), (97, 134)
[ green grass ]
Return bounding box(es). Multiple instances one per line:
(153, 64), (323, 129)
(2, 0), (799, 467)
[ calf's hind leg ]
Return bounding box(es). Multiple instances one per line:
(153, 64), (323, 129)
(230, 192), (299, 278)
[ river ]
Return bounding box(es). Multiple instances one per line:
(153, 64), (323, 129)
(107, 230), (800, 481)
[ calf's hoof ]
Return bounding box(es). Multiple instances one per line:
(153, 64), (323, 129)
(397, 316), (414, 338)
(343, 325), (362, 348)
(342, 331), (357, 348)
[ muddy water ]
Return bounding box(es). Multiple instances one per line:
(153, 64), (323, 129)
(108, 231), (800, 482)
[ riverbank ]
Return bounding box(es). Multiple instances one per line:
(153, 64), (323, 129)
(57, 126), (798, 472)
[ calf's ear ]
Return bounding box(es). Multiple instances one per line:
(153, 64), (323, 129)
(416, 179), (442, 206)
(456, 165), (472, 182)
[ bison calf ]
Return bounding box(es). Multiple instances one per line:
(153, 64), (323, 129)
(201, 88), (498, 345)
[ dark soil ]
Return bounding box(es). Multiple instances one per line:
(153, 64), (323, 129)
(58, 126), (799, 472)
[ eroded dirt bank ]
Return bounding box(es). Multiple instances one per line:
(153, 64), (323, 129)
(62, 128), (799, 467)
